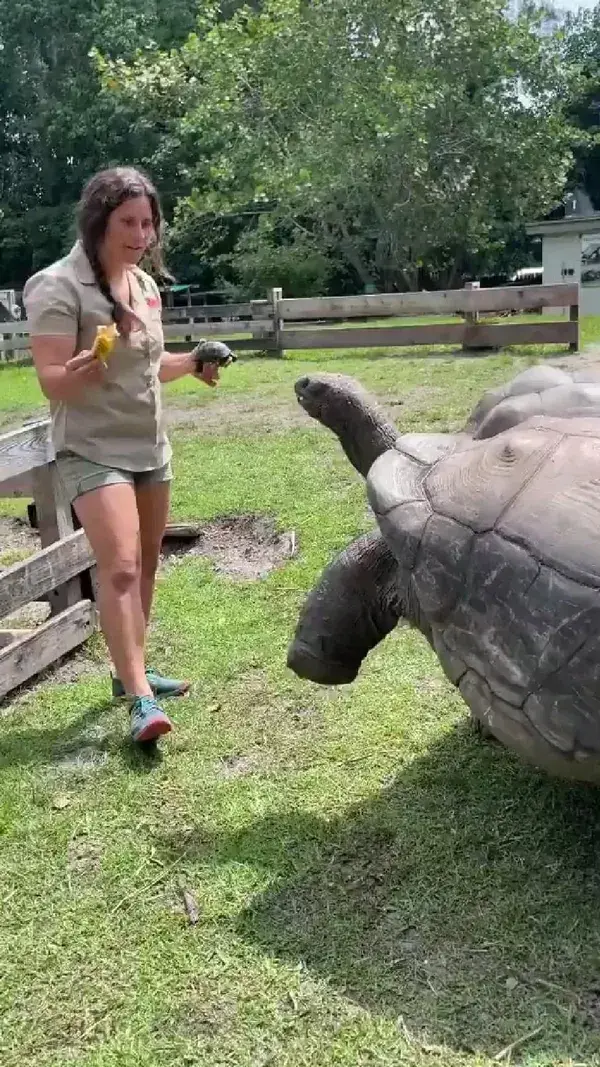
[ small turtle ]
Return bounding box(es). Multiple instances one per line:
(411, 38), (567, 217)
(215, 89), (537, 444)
(191, 339), (237, 372)
(287, 364), (600, 784)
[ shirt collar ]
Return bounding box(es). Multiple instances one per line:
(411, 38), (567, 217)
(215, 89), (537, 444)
(66, 240), (96, 285)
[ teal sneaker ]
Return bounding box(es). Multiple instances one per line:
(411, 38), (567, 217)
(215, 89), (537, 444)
(129, 695), (173, 744)
(112, 667), (190, 701)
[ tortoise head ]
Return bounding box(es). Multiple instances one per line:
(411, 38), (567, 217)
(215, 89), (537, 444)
(294, 373), (400, 476)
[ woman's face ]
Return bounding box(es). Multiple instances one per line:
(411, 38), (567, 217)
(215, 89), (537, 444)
(102, 194), (156, 266)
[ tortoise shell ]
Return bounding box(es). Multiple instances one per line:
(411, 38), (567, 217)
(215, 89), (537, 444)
(367, 416), (600, 780)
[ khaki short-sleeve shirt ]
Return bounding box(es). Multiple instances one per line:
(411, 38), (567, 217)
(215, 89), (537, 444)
(23, 241), (171, 472)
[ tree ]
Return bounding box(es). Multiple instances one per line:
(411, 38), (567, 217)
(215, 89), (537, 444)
(98, 0), (581, 293)
(560, 5), (600, 211)
(0, 0), (200, 285)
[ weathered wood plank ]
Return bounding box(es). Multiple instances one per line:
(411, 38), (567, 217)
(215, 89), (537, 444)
(165, 336), (278, 353)
(0, 629), (34, 650)
(32, 462), (83, 614)
(162, 303), (254, 321)
(162, 320), (257, 340)
(3, 334), (277, 360)
(0, 599), (96, 702)
(1, 319), (270, 352)
(280, 320), (578, 351)
(0, 321), (29, 335)
(0, 421), (53, 482)
(278, 283), (579, 321)
(0, 528), (93, 622)
(2, 307), (261, 332)
(570, 300), (580, 354)
(0, 336), (31, 352)
(163, 522), (201, 540)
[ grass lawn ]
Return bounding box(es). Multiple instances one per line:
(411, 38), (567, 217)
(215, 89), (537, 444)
(2, 331), (600, 1066)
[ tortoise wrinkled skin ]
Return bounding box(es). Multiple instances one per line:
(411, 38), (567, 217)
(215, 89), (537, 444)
(287, 363), (600, 784)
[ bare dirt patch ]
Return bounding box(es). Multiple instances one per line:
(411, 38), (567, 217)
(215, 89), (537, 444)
(165, 386), (447, 438)
(67, 834), (103, 878)
(166, 394), (309, 436)
(217, 753), (258, 778)
(549, 347), (600, 374)
(161, 513), (297, 580)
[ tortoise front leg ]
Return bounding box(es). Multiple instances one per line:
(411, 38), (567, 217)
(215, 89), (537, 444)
(287, 530), (403, 685)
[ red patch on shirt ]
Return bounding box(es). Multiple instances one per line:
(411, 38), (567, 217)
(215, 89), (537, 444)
(146, 296), (160, 309)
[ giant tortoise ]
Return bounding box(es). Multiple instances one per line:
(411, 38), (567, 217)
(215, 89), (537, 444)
(287, 363), (600, 784)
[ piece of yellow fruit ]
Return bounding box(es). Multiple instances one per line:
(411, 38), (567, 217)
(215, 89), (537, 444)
(92, 323), (118, 363)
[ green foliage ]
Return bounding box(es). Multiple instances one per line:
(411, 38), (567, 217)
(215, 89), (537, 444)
(2, 0), (600, 294)
(98, 0), (582, 294)
(560, 4), (600, 210)
(0, 0), (200, 284)
(218, 216), (338, 298)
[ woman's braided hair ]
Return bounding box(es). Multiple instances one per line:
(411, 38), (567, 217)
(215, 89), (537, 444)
(76, 166), (168, 328)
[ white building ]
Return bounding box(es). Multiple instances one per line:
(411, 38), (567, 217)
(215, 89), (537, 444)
(526, 191), (600, 316)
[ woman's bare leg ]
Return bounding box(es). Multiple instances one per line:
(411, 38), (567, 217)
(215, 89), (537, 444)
(135, 480), (171, 626)
(135, 478), (190, 697)
(72, 482), (152, 697)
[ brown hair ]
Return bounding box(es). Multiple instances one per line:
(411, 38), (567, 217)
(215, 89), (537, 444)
(76, 166), (170, 328)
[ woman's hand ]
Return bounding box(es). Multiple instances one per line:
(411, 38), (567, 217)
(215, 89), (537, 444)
(64, 349), (106, 390)
(190, 340), (236, 389)
(30, 337), (106, 404)
(195, 361), (219, 388)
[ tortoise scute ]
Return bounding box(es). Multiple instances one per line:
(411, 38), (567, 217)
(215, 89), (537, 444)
(423, 424), (561, 534)
(378, 502), (430, 571)
(412, 514), (474, 622)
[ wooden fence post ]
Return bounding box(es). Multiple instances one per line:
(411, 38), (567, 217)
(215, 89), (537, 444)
(461, 280), (499, 354)
(269, 287), (284, 357)
(249, 298), (275, 354)
(462, 281), (482, 352)
(31, 461), (84, 615)
(570, 291), (580, 353)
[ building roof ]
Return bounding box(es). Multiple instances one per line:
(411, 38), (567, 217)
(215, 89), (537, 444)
(526, 215), (600, 238)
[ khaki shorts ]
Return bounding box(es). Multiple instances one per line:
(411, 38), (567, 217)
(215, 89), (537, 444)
(55, 450), (173, 505)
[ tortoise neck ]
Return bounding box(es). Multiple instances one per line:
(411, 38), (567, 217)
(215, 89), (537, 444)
(339, 411), (400, 477)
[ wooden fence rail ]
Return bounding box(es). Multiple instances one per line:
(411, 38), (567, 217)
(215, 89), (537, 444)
(0, 281), (580, 360)
(0, 418), (97, 700)
(277, 282), (577, 320)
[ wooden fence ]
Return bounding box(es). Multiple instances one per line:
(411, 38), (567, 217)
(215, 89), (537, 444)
(0, 281), (580, 360)
(0, 419), (97, 701)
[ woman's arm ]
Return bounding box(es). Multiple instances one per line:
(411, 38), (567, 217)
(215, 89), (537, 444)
(158, 351), (219, 387)
(25, 270), (104, 403)
(30, 336), (105, 403)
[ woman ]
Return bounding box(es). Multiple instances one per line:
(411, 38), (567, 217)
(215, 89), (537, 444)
(24, 166), (221, 744)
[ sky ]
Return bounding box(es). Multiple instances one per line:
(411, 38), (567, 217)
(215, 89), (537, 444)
(560, 0), (597, 9)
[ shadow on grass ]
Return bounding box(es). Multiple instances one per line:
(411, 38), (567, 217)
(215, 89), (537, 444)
(120, 735), (165, 772)
(161, 721), (600, 1061)
(0, 699), (115, 768)
(0, 696), (165, 774)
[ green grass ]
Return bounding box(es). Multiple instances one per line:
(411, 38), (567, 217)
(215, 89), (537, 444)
(2, 334), (600, 1066)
